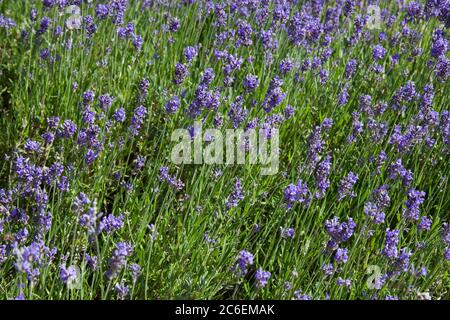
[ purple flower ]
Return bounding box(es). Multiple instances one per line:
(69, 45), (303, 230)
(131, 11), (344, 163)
(173, 63), (189, 85)
(418, 216), (432, 231)
(226, 177), (244, 209)
(236, 20), (253, 47)
(322, 263), (334, 276)
(130, 263), (141, 282)
(59, 120), (77, 138)
(95, 4), (110, 19)
(319, 69), (329, 85)
(200, 68), (215, 85)
(98, 213), (124, 234)
(334, 247), (349, 264)
(281, 227), (295, 239)
(184, 46), (197, 62)
(115, 282), (129, 300)
(24, 139), (41, 153)
(442, 222), (450, 246)
(403, 189), (426, 221)
(165, 95), (180, 114)
(234, 250), (253, 276)
(284, 180), (309, 209)
(228, 96), (247, 128)
(169, 17), (180, 33)
(372, 45), (387, 61)
(158, 166), (184, 190)
(255, 269), (271, 288)
(37, 17), (51, 36)
(337, 172), (358, 201)
(60, 265), (78, 285)
(279, 59), (294, 74)
(133, 34), (143, 51)
(325, 216), (356, 244)
(388, 159), (413, 187)
(243, 74), (259, 93)
(338, 84), (349, 106)
(315, 155), (331, 199)
(263, 76), (286, 113)
(445, 248), (450, 261)
(107, 242), (133, 279)
(383, 229), (399, 259)
(84, 150), (97, 166)
(284, 105), (295, 119)
(129, 105), (147, 136)
(99, 94), (113, 111)
(113, 107), (126, 122)
(85, 254), (97, 270)
(431, 33), (448, 58)
(134, 155), (145, 171)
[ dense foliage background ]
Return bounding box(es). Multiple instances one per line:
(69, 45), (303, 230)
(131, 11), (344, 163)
(0, 0), (449, 299)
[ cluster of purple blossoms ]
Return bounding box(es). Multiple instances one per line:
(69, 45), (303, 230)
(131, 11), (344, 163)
(279, 58), (294, 74)
(382, 229), (400, 259)
(347, 112), (363, 143)
(324, 216), (356, 248)
(364, 185), (390, 225)
(287, 11), (322, 47)
(60, 264), (78, 285)
(388, 159), (413, 187)
(169, 17), (180, 33)
(263, 76), (286, 113)
(236, 20), (253, 47)
(129, 105), (147, 136)
(418, 216), (432, 232)
(338, 83), (349, 106)
(115, 282), (129, 300)
(106, 241), (133, 279)
(184, 46), (198, 62)
(403, 189), (426, 221)
(173, 63), (189, 85)
(243, 74), (259, 93)
(226, 177), (244, 209)
(443, 223), (450, 261)
(372, 45), (387, 61)
(284, 180), (309, 209)
(98, 213), (124, 234)
(334, 247), (349, 264)
(255, 269), (271, 288)
(158, 167), (184, 191)
(234, 250), (253, 276)
(164, 95), (180, 114)
(307, 126), (325, 168)
(0, 14), (16, 29)
(228, 96), (247, 128)
(337, 172), (358, 201)
(314, 155), (332, 199)
(13, 240), (57, 282)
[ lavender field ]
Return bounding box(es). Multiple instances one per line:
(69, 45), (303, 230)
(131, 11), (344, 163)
(0, 0), (449, 300)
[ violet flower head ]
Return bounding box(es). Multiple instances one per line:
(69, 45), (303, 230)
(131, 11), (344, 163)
(226, 177), (244, 209)
(337, 172), (358, 201)
(165, 95), (180, 114)
(325, 216), (356, 244)
(234, 250), (253, 276)
(382, 229), (400, 259)
(255, 269), (271, 288)
(403, 189), (426, 221)
(372, 45), (387, 61)
(243, 74), (259, 93)
(107, 242), (133, 279)
(284, 180), (309, 209)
